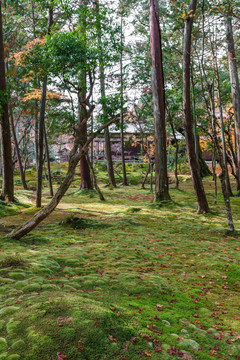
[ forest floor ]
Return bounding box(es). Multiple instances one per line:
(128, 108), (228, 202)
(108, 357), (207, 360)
(0, 167), (240, 360)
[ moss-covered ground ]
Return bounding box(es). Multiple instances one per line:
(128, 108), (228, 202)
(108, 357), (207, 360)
(0, 164), (240, 359)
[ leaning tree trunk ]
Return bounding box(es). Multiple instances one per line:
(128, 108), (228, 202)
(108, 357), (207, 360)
(183, 0), (209, 213)
(149, 0), (170, 202)
(7, 116), (116, 240)
(226, 16), (240, 195)
(0, 2), (14, 202)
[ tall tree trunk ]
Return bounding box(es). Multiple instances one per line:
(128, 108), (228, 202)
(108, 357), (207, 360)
(213, 43), (233, 196)
(149, 0), (170, 201)
(79, 0), (93, 190)
(191, 66), (198, 162)
(95, 0), (116, 187)
(120, 14), (128, 186)
(36, 8), (53, 207)
(9, 107), (28, 190)
(226, 16), (240, 195)
(34, 100), (39, 169)
(0, 2), (14, 202)
(183, 0), (209, 213)
(36, 77), (47, 207)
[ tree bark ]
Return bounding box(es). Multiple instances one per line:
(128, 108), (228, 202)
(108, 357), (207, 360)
(0, 2), (14, 202)
(78, 92), (93, 190)
(183, 0), (209, 213)
(226, 16), (240, 195)
(149, 0), (170, 202)
(79, 0), (93, 190)
(36, 77), (47, 207)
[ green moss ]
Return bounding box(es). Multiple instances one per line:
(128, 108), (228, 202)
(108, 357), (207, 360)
(0, 307), (19, 315)
(0, 338), (7, 352)
(6, 321), (20, 334)
(7, 355), (21, 360)
(22, 283), (41, 292)
(8, 272), (26, 280)
(11, 340), (25, 350)
(0, 179), (239, 359)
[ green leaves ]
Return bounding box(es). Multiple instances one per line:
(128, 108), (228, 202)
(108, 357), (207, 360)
(46, 31), (97, 77)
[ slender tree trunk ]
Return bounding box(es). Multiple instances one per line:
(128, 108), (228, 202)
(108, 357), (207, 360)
(34, 101), (39, 169)
(212, 146), (217, 204)
(36, 77), (47, 207)
(95, 0), (116, 187)
(78, 92), (93, 190)
(44, 124), (53, 197)
(141, 164), (150, 189)
(36, 8), (53, 207)
(149, 0), (170, 202)
(213, 46), (233, 197)
(191, 66), (198, 161)
(79, 0), (92, 190)
(210, 89), (235, 232)
(0, 2), (14, 202)
(9, 107), (28, 190)
(226, 16), (240, 195)
(120, 14), (128, 186)
(86, 154), (105, 201)
(150, 162), (154, 193)
(183, 0), (209, 213)
(169, 114), (179, 189)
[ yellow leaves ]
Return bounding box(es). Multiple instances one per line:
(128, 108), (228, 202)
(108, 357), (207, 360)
(182, 9), (196, 20)
(21, 89), (63, 102)
(12, 38), (46, 65)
